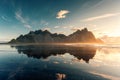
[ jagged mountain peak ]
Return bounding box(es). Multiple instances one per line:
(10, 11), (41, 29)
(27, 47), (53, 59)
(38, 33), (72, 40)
(76, 29), (81, 33)
(71, 28), (89, 36)
(9, 28), (103, 43)
(81, 28), (88, 32)
(43, 30), (50, 33)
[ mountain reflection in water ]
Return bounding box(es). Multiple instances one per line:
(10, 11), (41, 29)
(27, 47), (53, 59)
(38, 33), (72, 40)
(14, 45), (97, 63)
(2, 44), (119, 80)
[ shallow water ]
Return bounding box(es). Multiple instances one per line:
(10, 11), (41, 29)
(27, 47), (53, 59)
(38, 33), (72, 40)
(0, 44), (120, 80)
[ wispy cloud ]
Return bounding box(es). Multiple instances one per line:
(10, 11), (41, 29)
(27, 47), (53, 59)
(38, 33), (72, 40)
(1, 16), (7, 21)
(58, 31), (66, 34)
(82, 13), (120, 22)
(89, 71), (120, 80)
(54, 26), (60, 29)
(42, 27), (51, 31)
(40, 20), (49, 26)
(71, 27), (82, 31)
(54, 25), (74, 30)
(15, 9), (31, 29)
(24, 24), (31, 29)
(56, 10), (70, 19)
(1, 16), (11, 22)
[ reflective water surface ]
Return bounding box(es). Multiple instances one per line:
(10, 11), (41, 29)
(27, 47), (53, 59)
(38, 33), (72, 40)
(0, 44), (120, 80)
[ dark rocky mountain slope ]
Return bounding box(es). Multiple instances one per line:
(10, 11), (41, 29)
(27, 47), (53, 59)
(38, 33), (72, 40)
(9, 28), (103, 43)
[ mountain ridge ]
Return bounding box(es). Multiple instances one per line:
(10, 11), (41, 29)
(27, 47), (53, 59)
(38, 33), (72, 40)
(9, 28), (103, 43)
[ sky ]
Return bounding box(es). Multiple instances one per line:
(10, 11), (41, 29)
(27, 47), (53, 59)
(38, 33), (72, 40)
(0, 0), (120, 42)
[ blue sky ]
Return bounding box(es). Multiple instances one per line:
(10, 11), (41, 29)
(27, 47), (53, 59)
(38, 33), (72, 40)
(0, 0), (120, 41)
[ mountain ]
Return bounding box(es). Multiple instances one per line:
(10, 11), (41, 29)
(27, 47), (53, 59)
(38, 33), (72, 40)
(68, 28), (96, 42)
(9, 28), (103, 43)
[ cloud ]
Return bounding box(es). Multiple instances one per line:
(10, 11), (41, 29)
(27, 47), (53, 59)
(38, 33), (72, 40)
(71, 27), (83, 31)
(82, 13), (120, 22)
(1, 16), (8, 21)
(58, 31), (66, 34)
(54, 25), (74, 30)
(15, 9), (31, 29)
(56, 10), (70, 19)
(24, 24), (31, 29)
(63, 26), (68, 29)
(40, 20), (49, 26)
(54, 26), (60, 29)
(89, 71), (120, 80)
(42, 27), (51, 31)
(1, 16), (11, 22)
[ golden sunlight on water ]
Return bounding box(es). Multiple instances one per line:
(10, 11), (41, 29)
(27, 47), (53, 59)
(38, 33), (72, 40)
(89, 48), (120, 80)
(94, 48), (120, 66)
(0, 44), (120, 80)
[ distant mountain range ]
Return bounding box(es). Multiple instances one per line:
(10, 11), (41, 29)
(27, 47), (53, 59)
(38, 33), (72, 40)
(9, 28), (103, 43)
